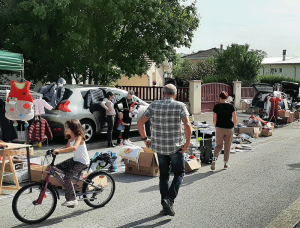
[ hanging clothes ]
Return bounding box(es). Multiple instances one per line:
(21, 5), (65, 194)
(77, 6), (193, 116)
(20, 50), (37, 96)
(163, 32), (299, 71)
(0, 99), (18, 142)
(28, 117), (53, 143)
(33, 98), (53, 116)
(5, 80), (34, 121)
(269, 97), (280, 121)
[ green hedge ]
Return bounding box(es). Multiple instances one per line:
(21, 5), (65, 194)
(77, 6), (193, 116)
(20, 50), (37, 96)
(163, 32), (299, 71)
(256, 75), (300, 85)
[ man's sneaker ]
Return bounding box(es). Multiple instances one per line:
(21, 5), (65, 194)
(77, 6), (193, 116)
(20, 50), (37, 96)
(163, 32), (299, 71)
(118, 143), (123, 146)
(162, 198), (175, 216)
(127, 140), (133, 144)
(123, 141), (130, 145)
(61, 200), (79, 207)
(160, 209), (168, 216)
(211, 161), (216, 170)
(224, 163), (230, 169)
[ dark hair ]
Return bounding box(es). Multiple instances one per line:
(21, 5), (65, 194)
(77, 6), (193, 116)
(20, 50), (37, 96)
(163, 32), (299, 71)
(64, 119), (86, 141)
(106, 91), (114, 99)
(219, 91), (228, 99)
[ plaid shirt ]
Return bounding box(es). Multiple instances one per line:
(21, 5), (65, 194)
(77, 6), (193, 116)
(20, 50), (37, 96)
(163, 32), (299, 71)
(144, 97), (189, 155)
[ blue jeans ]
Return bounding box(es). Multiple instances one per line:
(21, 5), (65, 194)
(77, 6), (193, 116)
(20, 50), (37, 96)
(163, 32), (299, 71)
(157, 152), (185, 204)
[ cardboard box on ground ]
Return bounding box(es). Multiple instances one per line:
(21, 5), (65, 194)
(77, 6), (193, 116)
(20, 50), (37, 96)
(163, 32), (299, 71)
(124, 147), (201, 176)
(239, 127), (262, 138)
(295, 111), (300, 119)
(278, 110), (290, 118)
(125, 147), (160, 177)
(185, 159), (201, 173)
(261, 129), (273, 137)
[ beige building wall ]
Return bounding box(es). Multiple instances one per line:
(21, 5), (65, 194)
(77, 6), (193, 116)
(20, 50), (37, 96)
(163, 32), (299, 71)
(260, 65), (300, 79)
(114, 63), (167, 87)
(114, 74), (150, 86)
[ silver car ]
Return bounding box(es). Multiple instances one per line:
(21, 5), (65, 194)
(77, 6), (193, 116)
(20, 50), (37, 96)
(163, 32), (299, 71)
(42, 85), (149, 142)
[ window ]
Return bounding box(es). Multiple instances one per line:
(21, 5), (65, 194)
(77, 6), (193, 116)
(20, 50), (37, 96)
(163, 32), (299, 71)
(279, 68), (283, 73)
(274, 68), (277, 73)
(270, 68), (274, 74)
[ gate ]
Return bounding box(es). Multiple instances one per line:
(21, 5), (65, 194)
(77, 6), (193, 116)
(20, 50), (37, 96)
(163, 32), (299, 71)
(115, 86), (189, 102)
(201, 83), (233, 112)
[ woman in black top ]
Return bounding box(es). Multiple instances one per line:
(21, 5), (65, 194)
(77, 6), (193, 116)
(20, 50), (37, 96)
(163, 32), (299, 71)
(211, 91), (237, 170)
(114, 90), (136, 145)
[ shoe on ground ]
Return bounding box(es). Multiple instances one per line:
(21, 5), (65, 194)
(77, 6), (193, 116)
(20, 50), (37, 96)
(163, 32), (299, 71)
(160, 209), (168, 216)
(61, 200), (78, 207)
(224, 163), (230, 169)
(123, 141), (130, 145)
(127, 140), (133, 144)
(211, 161), (216, 170)
(162, 198), (175, 216)
(118, 143), (123, 146)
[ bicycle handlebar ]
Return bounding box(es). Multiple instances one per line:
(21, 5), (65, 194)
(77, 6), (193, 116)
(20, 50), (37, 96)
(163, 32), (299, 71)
(45, 149), (58, 166)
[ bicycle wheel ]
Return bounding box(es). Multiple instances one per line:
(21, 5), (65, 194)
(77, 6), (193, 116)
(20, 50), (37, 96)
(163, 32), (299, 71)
(12, 183), (57, 224)
(82, 171), (115, 208)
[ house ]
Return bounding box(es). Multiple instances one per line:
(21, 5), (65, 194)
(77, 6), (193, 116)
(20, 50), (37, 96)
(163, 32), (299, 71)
(259, 50), (300, 79)
(182, 44), (223, 63)
(115, 59), (173, 87)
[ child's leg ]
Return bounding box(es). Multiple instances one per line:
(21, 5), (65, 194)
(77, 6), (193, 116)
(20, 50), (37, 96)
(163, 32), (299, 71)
(117, 130), (122, 144)
(60, 160), (87, 201)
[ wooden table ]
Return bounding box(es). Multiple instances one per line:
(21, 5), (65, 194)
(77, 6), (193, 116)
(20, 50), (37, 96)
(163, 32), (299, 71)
(0, 143), (32, 195)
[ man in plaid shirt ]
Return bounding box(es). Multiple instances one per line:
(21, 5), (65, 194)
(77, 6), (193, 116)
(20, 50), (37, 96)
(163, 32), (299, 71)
(138, 84), (192, 216)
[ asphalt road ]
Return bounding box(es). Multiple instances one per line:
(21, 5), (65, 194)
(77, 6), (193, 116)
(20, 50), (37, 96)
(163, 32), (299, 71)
(1, 113), (300, 227)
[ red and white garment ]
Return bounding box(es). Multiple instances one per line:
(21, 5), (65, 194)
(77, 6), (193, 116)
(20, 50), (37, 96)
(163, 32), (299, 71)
(5, 80), (34, 121)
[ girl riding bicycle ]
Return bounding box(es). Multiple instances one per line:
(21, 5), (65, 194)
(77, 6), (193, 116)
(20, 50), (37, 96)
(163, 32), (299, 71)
(54, 119), (90, 207)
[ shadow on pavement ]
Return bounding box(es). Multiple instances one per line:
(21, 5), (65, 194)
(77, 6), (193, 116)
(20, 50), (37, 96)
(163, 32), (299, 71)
(12, 208), (95, 228)
(116, 213), (171, 228)
(113, 172), (158, 184)
(139, 169), (223, 193)
(287, 163), (300, 170)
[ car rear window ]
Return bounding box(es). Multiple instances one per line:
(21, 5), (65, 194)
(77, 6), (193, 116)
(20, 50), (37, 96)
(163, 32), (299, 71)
(62, 88), (73, 100)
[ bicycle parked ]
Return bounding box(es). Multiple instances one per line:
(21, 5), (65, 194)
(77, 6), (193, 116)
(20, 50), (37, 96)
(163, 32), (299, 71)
(12, 149), (116, 224)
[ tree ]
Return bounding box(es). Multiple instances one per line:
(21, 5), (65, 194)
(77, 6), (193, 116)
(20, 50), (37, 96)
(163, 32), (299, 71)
(173, 57), (216, 87)
(214, 43), (267, 81)
(0, 0), (199, 84)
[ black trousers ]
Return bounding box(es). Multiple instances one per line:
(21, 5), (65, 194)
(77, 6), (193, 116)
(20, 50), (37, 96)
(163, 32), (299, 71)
(122, 110), (132, 140)
(106, 115), (115, 142)
(117, 130), (122, 144)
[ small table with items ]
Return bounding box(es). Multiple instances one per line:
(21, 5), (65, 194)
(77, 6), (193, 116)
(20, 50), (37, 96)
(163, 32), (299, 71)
(0, 143), (32, 195)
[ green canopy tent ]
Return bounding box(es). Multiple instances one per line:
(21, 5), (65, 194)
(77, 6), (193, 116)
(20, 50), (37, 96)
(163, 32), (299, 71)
(0, 50), (24, 79)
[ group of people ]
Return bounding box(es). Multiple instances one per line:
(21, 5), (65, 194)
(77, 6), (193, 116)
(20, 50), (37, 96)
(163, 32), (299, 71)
(100, 90), (136, 147)
(51, 84), (237, 215)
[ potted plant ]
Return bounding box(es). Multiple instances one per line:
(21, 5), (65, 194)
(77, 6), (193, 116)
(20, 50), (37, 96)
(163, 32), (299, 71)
(153, 80), (157, 86)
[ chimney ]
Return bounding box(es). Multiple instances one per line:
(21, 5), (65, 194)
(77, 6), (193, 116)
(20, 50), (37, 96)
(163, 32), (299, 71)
(220, 44), (223, 50)
(283, 50), (286, 61)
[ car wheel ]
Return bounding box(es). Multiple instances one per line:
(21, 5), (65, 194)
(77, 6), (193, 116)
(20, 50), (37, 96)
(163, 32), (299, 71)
(80, 120), (95, 143)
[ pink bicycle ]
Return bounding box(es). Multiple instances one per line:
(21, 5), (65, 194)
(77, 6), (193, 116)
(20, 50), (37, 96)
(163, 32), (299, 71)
(12, 149), (116, 224)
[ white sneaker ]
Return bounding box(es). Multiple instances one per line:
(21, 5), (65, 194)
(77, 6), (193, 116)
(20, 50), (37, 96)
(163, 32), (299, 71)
(61, 200), (79, 207)
(127, 140), (133, 144)
(123, 141), (130, 145)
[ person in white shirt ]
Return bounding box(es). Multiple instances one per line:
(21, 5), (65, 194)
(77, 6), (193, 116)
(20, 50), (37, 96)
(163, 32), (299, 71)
(101, 91), (116, 147)
(54, 119), (90, 207)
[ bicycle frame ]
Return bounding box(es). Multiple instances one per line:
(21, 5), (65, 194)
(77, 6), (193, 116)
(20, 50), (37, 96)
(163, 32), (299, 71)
(36, 154), (105, 205)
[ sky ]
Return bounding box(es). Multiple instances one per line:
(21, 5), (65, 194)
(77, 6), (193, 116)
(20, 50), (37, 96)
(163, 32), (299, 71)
(177, 0), (300, 57)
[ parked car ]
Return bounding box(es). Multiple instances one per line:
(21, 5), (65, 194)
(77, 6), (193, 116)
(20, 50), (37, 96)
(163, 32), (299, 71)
(42, 85), (150, 142)
(252, 83), (274, 107)
(281, 81), (300, 102)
